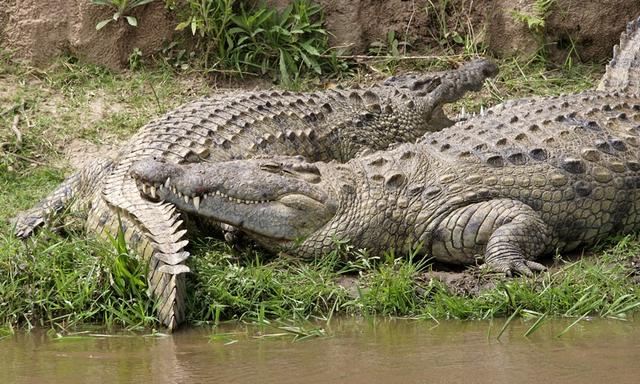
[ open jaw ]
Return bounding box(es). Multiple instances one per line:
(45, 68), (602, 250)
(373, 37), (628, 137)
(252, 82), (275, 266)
(129, 157), (339, 247)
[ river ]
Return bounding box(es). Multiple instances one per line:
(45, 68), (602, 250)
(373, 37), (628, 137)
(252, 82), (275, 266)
(3, 317), (639, 383)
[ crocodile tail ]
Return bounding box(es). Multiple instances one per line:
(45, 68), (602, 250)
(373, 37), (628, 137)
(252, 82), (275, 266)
(11, 158), (113, 238)
(100, 174), (190, 330)
(598, 16), (640, 93)
(89, 191), (190, 330)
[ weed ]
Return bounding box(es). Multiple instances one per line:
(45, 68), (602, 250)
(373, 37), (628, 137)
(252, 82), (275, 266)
(425, 0), (484, 56)
(368, 31), (408, 73)
(355, 248), (429, 316)
(172, 0), (346, 86)
(510, 0), (555, 57)
(128, 47), (144, 70)
(90, 0), (156, 30)
(186, 237), (349, 324)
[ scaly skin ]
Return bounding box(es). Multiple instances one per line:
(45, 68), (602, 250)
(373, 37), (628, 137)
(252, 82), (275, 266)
(133, 90), (640, 276)
(11, 59), (497, 329)
(132, 18), (640, 277)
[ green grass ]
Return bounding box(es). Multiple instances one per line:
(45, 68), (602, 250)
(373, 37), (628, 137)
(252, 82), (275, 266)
(1, 51), (638, 334)
(168, 0), (351, 87)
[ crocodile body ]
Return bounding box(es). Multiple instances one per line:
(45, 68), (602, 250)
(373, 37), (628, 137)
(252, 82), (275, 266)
(131, 18), (640, 276)
(11, 59), (497, 328)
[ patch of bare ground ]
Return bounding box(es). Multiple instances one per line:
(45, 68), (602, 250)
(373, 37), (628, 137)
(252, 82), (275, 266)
(419, 269), (501, 296)
(63, 138), (117, 170)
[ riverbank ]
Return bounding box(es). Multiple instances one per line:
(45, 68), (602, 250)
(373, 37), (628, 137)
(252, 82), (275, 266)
(2, 51), (639, 334)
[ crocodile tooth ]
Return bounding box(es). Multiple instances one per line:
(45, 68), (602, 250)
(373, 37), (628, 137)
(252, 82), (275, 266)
(184, 195), (190, 204)
(142, 184), (149, 194)
(480, 105), (485, 116)
(165, 177), (171, 188)
(193, 196), (200, 210)
(150, 186), (157, 198)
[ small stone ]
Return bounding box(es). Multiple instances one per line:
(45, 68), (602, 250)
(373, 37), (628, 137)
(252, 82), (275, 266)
(424, 186), (442, 197)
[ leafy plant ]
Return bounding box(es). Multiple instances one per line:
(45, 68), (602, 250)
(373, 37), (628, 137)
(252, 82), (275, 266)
(367, 31), (408, 73)
(172, 0), (345, 86)
(510, 0), (555, 57)
(106, 216), (147, 299)
(425, 0), (485, 56)
(128, 47), (144, 70)
(90, 0), (156, 30)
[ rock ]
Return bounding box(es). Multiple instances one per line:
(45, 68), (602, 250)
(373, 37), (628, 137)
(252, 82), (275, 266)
(264, 0), (432, 54)
(545, 0), (640, 63)
(484, 0), (540, 59)
(0, 0), (175, 70)
(484, 0), (640, 63)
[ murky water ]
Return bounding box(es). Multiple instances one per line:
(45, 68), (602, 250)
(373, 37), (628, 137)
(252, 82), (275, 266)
(3, 318), (640, 384)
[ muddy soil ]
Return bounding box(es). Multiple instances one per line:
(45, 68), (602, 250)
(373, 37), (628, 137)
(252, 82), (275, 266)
(2, 1), (639, 69)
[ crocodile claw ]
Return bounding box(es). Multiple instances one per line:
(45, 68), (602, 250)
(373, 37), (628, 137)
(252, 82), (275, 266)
(480, 259), (547, 277)
(10, 213), (45, 239)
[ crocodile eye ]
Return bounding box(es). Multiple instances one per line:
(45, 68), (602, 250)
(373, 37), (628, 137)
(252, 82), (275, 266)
(411, 77), (441, 92)
(260, 162), (282, 173)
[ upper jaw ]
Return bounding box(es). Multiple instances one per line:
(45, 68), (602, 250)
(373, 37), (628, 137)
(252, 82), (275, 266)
(129, 158), (343, 243)
(130, 159), (332, 208)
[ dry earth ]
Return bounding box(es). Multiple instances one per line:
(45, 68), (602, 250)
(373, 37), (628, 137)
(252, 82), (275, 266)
(2, 1), (639, 69)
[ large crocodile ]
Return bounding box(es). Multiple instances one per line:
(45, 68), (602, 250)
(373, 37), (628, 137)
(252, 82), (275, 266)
(131, 18), (640, 276)
(11, 59), (497, 328)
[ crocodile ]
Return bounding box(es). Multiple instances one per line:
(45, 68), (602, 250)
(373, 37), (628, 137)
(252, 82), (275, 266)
(11, 59), (497, 329)
(131, 17), (640, 276)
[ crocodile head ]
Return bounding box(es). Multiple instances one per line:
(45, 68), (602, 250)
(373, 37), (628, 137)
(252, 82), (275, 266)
(130, 157), (343, 251)
(383, 58), (498, 93)
(382, 58), (499, 129)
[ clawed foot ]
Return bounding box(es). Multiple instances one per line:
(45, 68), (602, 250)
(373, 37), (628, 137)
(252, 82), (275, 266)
(480, 258), (547, 277)
(9, 213), (45, 239)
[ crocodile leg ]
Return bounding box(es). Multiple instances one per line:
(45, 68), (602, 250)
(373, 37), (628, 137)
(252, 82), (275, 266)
(430, 199), (551, 276)
(11, 158), (113, 238)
